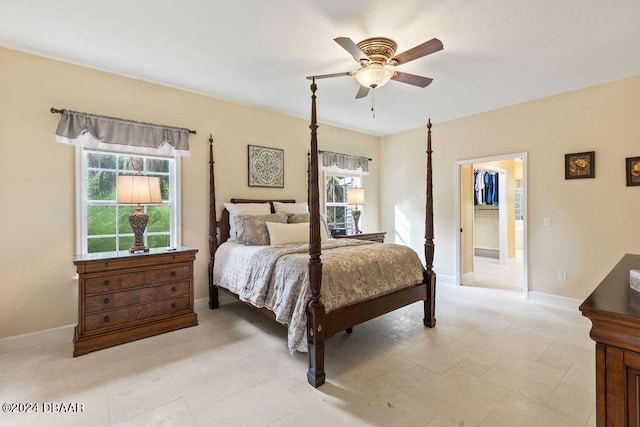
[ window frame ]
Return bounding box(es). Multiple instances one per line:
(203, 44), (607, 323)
(323, 171), (362, 233)
(75, 146), (182, 254)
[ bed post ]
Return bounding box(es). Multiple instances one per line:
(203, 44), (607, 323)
(208, 134), (219, 309)
(306, 79), (326, 387)
(424, 119), (436, 327)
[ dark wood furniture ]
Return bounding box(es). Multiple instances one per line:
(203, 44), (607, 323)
(73, 247), (198, 356)
(580, 254), (640, 426)
(207, 82), (437, 387)
(332, 231), (386, 243)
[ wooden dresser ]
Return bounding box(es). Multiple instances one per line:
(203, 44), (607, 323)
(580, 254), (640, 426)
(73, 247), (198, 356)
(332, 231), (386, 243)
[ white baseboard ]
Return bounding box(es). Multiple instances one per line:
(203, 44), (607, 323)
(436, 274), (456, 285)
(0, 324), (75, 354)
(194, 297), (211, 312)
(527, 291), (581, 311)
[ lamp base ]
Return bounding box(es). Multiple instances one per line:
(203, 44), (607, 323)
(128, 209), (149, 253)
(353, 208), (362, 234)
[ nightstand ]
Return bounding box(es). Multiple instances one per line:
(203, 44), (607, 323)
(73, 247), (198, 356)
(332, 231), (386, 243)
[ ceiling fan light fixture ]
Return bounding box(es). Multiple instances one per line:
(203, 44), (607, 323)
(354, 64), (395, 89)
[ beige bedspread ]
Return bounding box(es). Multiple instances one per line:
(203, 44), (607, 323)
(214, 239), (424, 354)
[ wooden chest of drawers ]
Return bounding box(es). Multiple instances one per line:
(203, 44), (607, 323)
(73, 247), (198, 356)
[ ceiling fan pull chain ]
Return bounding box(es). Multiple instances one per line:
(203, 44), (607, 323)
(371, 88), (376, 118)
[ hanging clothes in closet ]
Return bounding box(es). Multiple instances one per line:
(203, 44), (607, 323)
(474, 169), (499, 206)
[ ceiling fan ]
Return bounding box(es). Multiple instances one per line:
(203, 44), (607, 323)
(307, 36), (443, 99)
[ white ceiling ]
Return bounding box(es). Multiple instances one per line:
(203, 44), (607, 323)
(1, 0), (639, 136)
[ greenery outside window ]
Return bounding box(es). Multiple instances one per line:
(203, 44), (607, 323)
(78, 148), (178, 254)
(325, 174), (361, 232)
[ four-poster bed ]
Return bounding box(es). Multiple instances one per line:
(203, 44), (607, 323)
(207, 81), (436, 387)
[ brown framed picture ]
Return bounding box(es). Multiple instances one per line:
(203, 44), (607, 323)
(248, 145), (284, 188)
(565, 151), (595, 179)
(626, 156), (640, 186)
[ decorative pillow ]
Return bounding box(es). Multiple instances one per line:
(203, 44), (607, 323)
(286, 213), (310, 223)
(224, 202), (271, 240)
(273, 201), (308, 214)
(266, 221), (309, 245)
(287, 213), (330, 241)
(235, 213), (287, 245)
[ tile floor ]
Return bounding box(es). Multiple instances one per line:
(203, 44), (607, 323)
(0, 282), (595, 426)
(463, 254), (524, 292)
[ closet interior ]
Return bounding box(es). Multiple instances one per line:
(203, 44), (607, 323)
(460, 158), (524, 291)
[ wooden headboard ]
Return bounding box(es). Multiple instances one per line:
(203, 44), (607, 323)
(216, 198), (296, 244)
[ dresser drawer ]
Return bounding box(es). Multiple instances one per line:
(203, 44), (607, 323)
(84, 281), (190, 313)
(83, 296), (191, 332)
(84, 265), (190, 294)
(145, 265), (190, 284)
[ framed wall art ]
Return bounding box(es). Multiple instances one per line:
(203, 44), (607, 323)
(565, 151), (595, 179)
(248, 145), (284, 188)
(626, 156), (640, 186)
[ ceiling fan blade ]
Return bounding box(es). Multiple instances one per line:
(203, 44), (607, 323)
(334, 37), (368, 63)
(392, 38), (443, 65)
(306, 71), (353, 80)
(393, 71), (433, 88)
(355, 86), (370, 99)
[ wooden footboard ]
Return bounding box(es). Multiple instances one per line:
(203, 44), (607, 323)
(324, 281), (433, 338)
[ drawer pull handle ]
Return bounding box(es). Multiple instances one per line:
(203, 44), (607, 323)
(103, 298), (110, 304)
(103, 316), (110, 322)
(103, 280), (110, 287)
(171, 303), (177, 308)
(170, 271), (177, 277)
(171, 287), (177, 292)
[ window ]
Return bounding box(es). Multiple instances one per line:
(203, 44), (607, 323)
(78, 148), (179, 253)
(324, 174), (361, 232)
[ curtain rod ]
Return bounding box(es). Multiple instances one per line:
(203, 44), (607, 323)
(50, 107), (197, 135)
(318, 150), (372, 162)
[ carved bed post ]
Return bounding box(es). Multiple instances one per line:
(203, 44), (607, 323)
(306, 79), (326, 387)
(208, 134), (219, 309)
(424, 119), (436, 327)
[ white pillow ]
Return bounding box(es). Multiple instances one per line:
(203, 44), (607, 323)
(273, 201), (308, 214)
(266, 221), (329, 245)
(266, 222), (309, 245)
(286, 213), (329, 241)
(224, 202), (271, 240)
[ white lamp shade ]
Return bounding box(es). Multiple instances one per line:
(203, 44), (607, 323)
(347, 188), (365, 205)
(117, 175), (162, 205)
(354, 64), (395, 88)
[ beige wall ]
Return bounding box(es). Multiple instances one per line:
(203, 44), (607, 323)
(381, 75), (640, 300)
(0, 47), (380, 338)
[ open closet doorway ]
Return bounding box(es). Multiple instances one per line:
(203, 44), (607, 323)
(455, 153), (528, 298)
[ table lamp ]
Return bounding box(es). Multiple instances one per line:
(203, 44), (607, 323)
(347, 188), (365, 234)
(117, 175), (162, 253)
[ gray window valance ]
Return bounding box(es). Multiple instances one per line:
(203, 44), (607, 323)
(320, 150), (370, 175)
(54, 109), (192, 157)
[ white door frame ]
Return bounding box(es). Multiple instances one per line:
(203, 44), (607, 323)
(454, 152), (528, 299)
